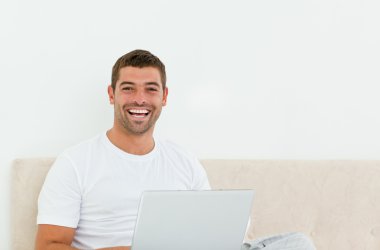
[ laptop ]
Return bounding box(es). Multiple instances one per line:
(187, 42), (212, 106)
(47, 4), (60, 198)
(131, 190), (254, 250)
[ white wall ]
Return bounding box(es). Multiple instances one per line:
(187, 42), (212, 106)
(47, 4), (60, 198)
(1, 0), (380, 248)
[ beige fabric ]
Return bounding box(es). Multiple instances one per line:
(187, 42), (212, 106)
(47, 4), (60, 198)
(202, 160), (380, 250)
(11, 159), (380, 250)
(11, 158), (54, 250)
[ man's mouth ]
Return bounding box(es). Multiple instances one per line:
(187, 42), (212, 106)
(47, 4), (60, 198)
(127, 109), (150, 118)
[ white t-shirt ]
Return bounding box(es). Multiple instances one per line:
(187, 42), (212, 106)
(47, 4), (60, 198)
(37, 132), (210, 249)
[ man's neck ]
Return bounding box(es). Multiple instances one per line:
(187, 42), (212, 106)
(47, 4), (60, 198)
(106, 127), (155, 155)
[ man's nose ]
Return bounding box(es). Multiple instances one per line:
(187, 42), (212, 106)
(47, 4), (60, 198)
(133, 89), (147, 105)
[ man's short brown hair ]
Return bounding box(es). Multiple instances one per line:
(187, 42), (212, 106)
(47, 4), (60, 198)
(111, 49), (166, 91)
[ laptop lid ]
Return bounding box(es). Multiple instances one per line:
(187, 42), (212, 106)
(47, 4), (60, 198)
(131, 190), (254, 250)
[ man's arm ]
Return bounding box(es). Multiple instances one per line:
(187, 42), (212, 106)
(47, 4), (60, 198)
(98, 247), (131, 250)
(35, 225), (131, 250)
(35, 224), (77, 250)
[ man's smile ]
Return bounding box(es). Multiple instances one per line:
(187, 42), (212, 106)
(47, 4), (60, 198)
(126, 108), (151, 119)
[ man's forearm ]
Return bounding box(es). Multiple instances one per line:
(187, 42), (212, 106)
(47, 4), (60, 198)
(42, 243), (130, 250)
(97, 247), (131, 250)
(40, 242), (78, 250)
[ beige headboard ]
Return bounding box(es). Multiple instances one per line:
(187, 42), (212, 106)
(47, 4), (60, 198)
(11, 159), (380, 250)
(11, 158), (54, 250)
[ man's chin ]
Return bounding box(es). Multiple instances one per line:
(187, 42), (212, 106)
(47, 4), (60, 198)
(118, 115), (157, 135)
(123, 124), (152, 135)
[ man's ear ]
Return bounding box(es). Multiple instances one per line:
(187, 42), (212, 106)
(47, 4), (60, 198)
(107, 85), (115, 104)
(162, 87), (168, 106)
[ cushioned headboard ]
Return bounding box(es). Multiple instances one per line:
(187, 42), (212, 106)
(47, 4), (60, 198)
(201, 160), (380, 250)
(11, 159), (380, 250)
(11, 158), (55, 250)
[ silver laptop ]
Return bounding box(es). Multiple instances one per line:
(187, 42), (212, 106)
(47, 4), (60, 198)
(131, 190), (254, 250)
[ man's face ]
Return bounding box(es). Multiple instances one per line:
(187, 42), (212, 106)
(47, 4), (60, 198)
(108, 66), (168, 135)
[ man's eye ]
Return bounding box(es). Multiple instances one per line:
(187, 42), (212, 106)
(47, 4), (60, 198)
(122, 87), (133, 91)
(148, 88), (158, 92)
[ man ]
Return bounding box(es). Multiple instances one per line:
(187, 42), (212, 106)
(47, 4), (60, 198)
(35, 49), (315, 250)
(35, 49), (210, 249)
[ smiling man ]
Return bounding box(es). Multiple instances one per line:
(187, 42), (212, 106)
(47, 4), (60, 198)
(35, 50), (316, 250)
(35, 50), (210, 249)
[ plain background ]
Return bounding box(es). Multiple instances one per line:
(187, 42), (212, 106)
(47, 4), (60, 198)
(1, 0), (380, 248)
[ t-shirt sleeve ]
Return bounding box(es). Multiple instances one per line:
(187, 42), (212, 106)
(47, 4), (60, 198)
(191, 159), (211, 190)
(37, 154), (81, 228)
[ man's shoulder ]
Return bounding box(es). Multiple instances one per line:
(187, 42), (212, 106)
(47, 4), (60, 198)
(156, 139), (198, 162)
(157, 139), (189, 154)
(60, 133), (104, 160)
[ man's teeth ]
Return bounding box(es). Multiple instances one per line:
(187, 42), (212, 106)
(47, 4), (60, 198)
(129, 109), (149, 114)
(128, 109), (150, 117)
